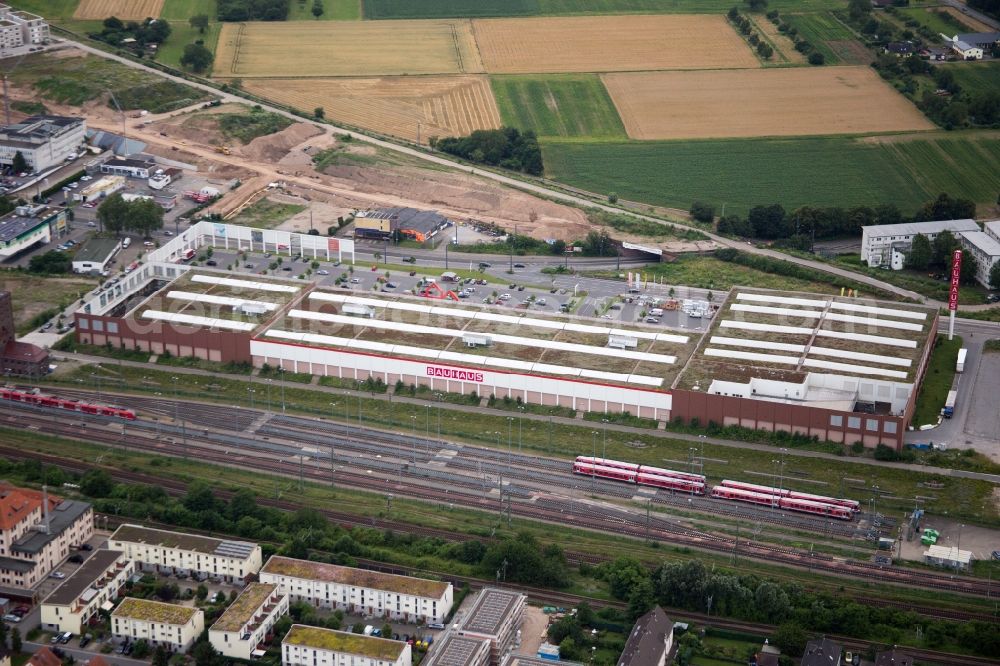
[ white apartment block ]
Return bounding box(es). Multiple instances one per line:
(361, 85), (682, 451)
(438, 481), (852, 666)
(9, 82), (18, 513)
(0, 4), (49, 50)
(108, 524), (261, 584)
(41, 550), (136, 634)
(282, 625), (412, 666)
(260, 556), (453, 624)
(209, 582), (289, 660)
(861, 219), (980, 268)
(0, 484), (93, 590)
(958, 220), (1000, 288)
(455, 589), (526, 665)
(111, 597), (205, 652)
(0, 115), (85, 172)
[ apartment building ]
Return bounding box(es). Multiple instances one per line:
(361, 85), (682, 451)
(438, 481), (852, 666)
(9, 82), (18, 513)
(957, 220), (1000, 288)
(209, 582), (289, 659)
(0, 115), (84, 172)
(111, 597), (205, 652)
(41, 550), (135, 634)
(282, 625), (412, 666)
(0, 4), (49, 50)
(107, 524), (261, 584)
(423, 634), (492, 666)
(0, 483), (93, 590)
(260, 556), (452, 623)
(860, 219), (980, 268)
(455, 588), (525, 665)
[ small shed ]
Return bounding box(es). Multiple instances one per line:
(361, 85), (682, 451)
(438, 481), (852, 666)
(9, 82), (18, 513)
(924, 544), (972, 570)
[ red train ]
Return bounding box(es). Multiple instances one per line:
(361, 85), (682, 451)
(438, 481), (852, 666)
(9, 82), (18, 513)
(573, 457), (706, 494)
(719, 479), (860, 513)
(711, 485), (853, 520)
(0, 388), (136, 420)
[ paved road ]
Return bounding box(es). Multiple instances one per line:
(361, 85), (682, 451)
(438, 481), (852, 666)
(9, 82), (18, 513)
(25, 640), (149, 666)
(943, 0), (1000, 30)
(56, 37), (999, 311)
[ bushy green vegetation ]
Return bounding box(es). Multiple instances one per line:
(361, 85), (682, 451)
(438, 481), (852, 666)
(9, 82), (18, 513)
(491, 75), (626, 139)
(897, 6), (974, 37)
(433, 128), (542, 175)
(363, 0), (845, 20)
(157, 22), (222, 72)
(541, 134), (1000, 215)
(288, 0), (360, 19)
(11, 100), (48, 115)
(911, 336), (962, 427)
(218, 108), (293, 142)
(230, 198), (305, 229)
(217, 0), (289, 21)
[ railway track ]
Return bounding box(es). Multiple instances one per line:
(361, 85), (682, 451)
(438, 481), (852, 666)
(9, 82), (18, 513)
(2, 400), (996, 602)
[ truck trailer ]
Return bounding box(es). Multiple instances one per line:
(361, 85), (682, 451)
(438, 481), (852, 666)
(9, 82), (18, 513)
(943, 390), (958, 418)
(956, 347), (967, 373)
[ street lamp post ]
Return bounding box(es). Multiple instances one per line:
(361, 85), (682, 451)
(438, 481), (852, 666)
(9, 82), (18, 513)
(409, 415), (417, 464)
(591, 431), (598, 492)
(601, 417), (608, 461)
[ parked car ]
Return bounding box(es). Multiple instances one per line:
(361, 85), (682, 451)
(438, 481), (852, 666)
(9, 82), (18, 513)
(79, 543), (93, 551)
(513, 263), (525, 268)
(316, 269), (329, 275)
(206, 260), (217, 266)
(79, 634), (92, 649)
(143, 241), (155, 247)
(50, 571), (66, 579)
(427, 623), (445, 630)
(2, 614), (20, 623)
(68, 554), (84, 564)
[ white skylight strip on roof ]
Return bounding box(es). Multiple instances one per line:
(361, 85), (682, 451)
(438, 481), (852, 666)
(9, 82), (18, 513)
(485, 357), (535, 372)
(141, 310), (256, 331)
(730, 304), (823, 318)
(532, 363), (580, 377)
(391, 345), (439, 359)
(824, 312), (923, 331)
(166, 291), (278, 311)
(654, 332), (690, 344)
(703, 348), (800, 365)
(430, 306), (476, 319)
(720, 320), (813, 335)
(190, 274), (299, 293)
(291, 310), (445, 337)
(475, 312), (524, 326)
(488, 332), (676, 364)
(801, 358), (908, 379)
(736, 293), (828, 308)
(580, 369), (632, 382)
(626, 374), (664, 387)
(610, 327), (657, 341)
(265, 329), (395, 353)
(710, 336), (806, 353)
(564, 323), (615, 335)
(808, 346), (912, 367)
(827, 301), (926, 320)
(308, 292), (349, 304)
(520, 317), (564, 330)
(438, 350), (485, 365)
(815, 329), (917, 348)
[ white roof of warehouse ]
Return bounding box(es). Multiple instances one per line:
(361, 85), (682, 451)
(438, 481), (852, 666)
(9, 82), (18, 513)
(862, 218), (979, 237)
(959, 230), (1000, 259)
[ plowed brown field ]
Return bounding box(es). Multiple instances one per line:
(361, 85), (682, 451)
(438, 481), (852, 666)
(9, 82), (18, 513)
(242, 76), (501, 144)
(74, 0), (164, 19)
(214, 20), (484, 78)
(472, 14), (758, 74)
(603, 67), (935, 140)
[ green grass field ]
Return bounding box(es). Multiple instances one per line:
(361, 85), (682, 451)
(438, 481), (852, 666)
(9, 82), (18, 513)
(288, 0), (361, 20)
(362, 0), (845, 19)
(156, 21), (221, 71)
(898, 6), (974, 37)
(783, 12), (857, 64)
(541, 133), (1000, 215)
(949, 61), (1000, 91)
(491, 75), (625, 139)
(8, 0), (78, 20)
(160, 0), (217, 21)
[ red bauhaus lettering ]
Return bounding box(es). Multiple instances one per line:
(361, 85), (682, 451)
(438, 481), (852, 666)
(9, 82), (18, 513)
(426, 365), (484, 382)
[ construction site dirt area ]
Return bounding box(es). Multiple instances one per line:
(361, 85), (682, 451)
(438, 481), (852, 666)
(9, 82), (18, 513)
(602, 66), (936, 140)
(472, 14), (759, 74)
(74, 0), (164, 20)
(214, 20), (484, 78)
(242, 76), (501, 144)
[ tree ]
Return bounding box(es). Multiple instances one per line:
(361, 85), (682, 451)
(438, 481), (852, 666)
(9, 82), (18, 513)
(915, 193), (977, 223)
(128, 198), (165, 236)
(312, 0), (324, 18)
(11, 150), (27, 174)
(689, 201), (715, 223)
(932, 230), (959, 267)
(990, 261), (1000, 290)
(196, 584), (209, 601)
(10, 627), (21, 653)
(192, 641), (220, 666)
(152, 645), (170, 666)
(808, 51), (825, 65)
(180, 42), (214, 73)
(80, 469), (116, 497)
(189, 14), (210, 33)
(131, 640), (151, 659)
(183, 480), (218, 512)
(28, 250), (70, 275)
(772, 622), (807, 657)
(757, 41), (774, 58)
(103, 16), (125, 31)
(314, 107), (325, 119)
(960, 253), (978, 286)
(848, 0), (872, 20)
(381, 623), (393, 638)
(599, 557), (649, 600)
(905, 233), (932, 271)
(0, 620), (7, 647)
(745, 0), (768, 11)
(549, 239), (567, 255)
(97, 193), (129, 234)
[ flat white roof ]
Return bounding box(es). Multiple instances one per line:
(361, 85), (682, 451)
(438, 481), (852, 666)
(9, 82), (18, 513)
(166, 291), (278, 312)
(959, 230), (1000, 258)
(736, 292), (827, 308)
(710, 336), (806, 353)
(824, 312), (923, 332)
(815, 329), (917, 348)
(925, 544), (972, 565)
(827, 301), (927, 321)
(720, 320), (813, 335)
(190, 274), (300, 293)
(801, 358), (908, 379)
(730, 304), (823, 318)
(140, 310), (256, 331)
(808, 346), (911, 367)
(862, 218), (979, 238)
(703, 348), (800, 366)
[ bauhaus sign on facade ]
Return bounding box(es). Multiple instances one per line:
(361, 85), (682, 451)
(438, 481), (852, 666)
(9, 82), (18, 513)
(426, 365), (484, 382)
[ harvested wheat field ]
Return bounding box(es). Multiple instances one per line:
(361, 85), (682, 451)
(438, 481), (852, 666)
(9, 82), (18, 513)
(472, 15), (758, 74)
(603, 66), (935, 140)
(74, 0), (164, 19)
(242, 76), (501, 144)
(215, 20), (483, 78)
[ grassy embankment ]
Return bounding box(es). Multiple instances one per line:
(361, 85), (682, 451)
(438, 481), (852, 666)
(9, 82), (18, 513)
(911, 335), (962, 427)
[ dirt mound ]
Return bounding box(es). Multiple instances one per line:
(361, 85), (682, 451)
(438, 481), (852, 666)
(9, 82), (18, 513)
(241, 122), (324, 163)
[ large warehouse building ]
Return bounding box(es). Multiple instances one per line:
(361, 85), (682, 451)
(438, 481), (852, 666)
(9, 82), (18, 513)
(72, 223), (936, 449)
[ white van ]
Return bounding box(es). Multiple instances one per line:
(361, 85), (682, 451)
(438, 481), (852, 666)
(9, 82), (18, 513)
(122, 237), (131, 249)
(649, 308), (664, 317)
(363, 625), (374, 636)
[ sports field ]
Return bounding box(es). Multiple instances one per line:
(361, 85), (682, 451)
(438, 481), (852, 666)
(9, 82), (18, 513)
(541, 134), (1000, 215)
(74, 0), (164, 19)
(473, 15), (758, 73)
(362, 0), (847, 20)
(214, 20), (484, 77)
(602, 67), (934, 140)
(242, 76), (501, 143)
(491, 75), (625, 138)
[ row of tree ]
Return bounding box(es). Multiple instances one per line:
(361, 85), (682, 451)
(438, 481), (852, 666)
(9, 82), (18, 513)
(217, 0), (290, 21)
(714, 193), (977, 245)
(906, 229), (999, 287)
(727, 8), (775, 60)
(96, 193), (165, 236)
(430, 128), (543, 176)
(92, 16), (171, 49)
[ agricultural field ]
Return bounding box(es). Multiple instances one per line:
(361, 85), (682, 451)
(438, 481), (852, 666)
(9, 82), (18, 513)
(782, 12), (868, 65)
(9, 0), (79, 20)
(362, 0), (847, 20)
(213, 20), (483, 77)
(602, 67), (934, 140)
(749, 15), (805, 64)
(242, 75), (500, 143)
(74, 0), (163, 19)
(491, 75), (625, 139)
(473, 15), (758, 73)
(898, 6), (982, 37)
(949, 61), (1000, 91)
(288, 0), (361, 20)
(159, 0), (218, 21)
(541, 133), (1000, 215)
